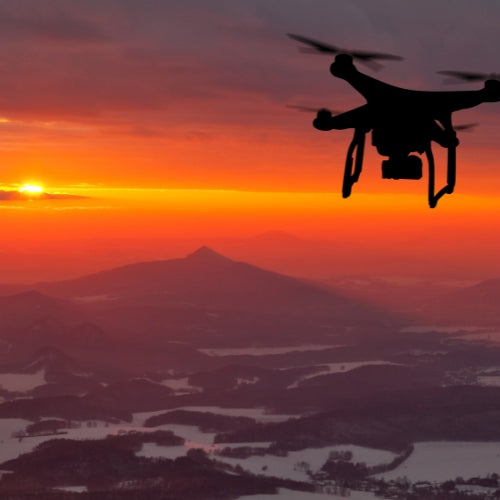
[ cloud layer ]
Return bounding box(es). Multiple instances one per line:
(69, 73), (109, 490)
(0, 0), (498, 192)
(0, 190), (88, 201)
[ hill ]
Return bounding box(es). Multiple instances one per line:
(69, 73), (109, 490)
(32, 247), (397, 330)
(420, 277), (500, 325)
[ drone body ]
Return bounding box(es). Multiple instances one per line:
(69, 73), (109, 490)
(289, 34), (500, 207)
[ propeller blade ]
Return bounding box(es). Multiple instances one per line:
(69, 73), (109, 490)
(455, 123), (478, 132)
(287, 34), (341, 54)
(437, 70), (500, 83)
(287, 33), (403, 70)
(437, 70), (487, 80)
(349, 49), (403, 62)
(287, 105), (340, 114)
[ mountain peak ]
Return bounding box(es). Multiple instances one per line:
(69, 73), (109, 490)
(185, 246), (231, 262)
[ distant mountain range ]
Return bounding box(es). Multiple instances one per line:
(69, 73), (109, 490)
(418, 278), (500, 325)
(0, 248), (497, 351)
(0, 248), (404, 371)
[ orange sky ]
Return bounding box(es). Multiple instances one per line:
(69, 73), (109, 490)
(0, 1), (499, 282)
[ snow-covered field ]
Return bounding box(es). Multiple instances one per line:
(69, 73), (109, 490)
(477, 374), (500, 386)
(160, 376), (202, 393)
(0, 370), (46, 392)
(376, 441), (500, 482)
(53, 486), (88, 493)
(0, 411), (395, 483)
(198, 345), (344, 357)
(0, 406), (294, 463)
(139, 438), (397, 483)
(6, 409), (500, 488)
(400, 325), (488, 334)
(236, 487), (378, 500)
(457, 331), (500, 343)
(0, 420), (159, 463)
(214, 445), (397, 482)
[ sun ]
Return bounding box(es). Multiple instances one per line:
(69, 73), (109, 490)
(19, 183), (44, 195)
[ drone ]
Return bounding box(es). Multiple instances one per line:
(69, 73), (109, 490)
(288, 34), (500, 207)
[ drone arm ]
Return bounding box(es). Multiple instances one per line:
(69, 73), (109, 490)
(432, 83), (500, 115)
(313, 105), (370, 131)
(329, 56), (400, 102)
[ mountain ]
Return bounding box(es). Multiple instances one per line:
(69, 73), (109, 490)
(420, 278), (500, 324)
(0, 291), (82, 329)
(23, 346), (86, 377)
(0, 291), (86, 361)
(84, 378), (175, 412)
(0, 249), (408, 357)
(36, 247), (386, 322)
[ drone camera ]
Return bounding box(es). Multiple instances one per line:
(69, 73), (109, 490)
(382, 155), (423, 180)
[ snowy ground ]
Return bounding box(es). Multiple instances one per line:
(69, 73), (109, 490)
(139, 437), (397, 483)
(452, 331), (500, 343)
(53, 486), (88, 493)
(376, 441), (500, 482)
(0, 421), (157, 463)
(235, 487), (378, 500)
(198, 345), (345, 356)
(0, 406), (294, 463)
(213, 445), (396, 482)
(400, 325), (488, 334)
(160, 376), (202, 393)
(0, 370), (46, 392)
(5, 410), (500, 488)
(477, 375), (500, 386)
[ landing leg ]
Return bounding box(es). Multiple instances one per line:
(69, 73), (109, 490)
(426, 143), (456, 208)
(342, 128), (366, 198)
(446, 142), (456, 194)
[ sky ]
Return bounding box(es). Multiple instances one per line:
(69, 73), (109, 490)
(0, 0), (500, 282)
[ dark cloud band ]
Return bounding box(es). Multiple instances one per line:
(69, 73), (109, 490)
(0, 190), (89, 201)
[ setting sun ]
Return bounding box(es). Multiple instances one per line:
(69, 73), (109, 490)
(19, 183), (44, 195)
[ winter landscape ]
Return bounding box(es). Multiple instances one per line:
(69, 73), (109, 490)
(0, 246), (500, 498)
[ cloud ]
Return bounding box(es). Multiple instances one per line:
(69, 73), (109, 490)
(0, 4), (110, 45)
(0, 190), (89, 201)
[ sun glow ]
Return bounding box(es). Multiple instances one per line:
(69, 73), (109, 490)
(19, 183), (44, 195)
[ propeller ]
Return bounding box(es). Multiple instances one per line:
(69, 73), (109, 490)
(438, 70), (500, 83)
(287, 104), (341, 114)
(287, 33), (403, 71)
(454, 122), (478, 132)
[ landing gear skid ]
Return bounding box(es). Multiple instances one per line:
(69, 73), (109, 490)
(425, 143), (456, 208)
(341, 129), (457, 209)
(342, 128), (366, 198)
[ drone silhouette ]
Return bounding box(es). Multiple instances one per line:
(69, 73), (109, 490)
(288, 34), (500, 207)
